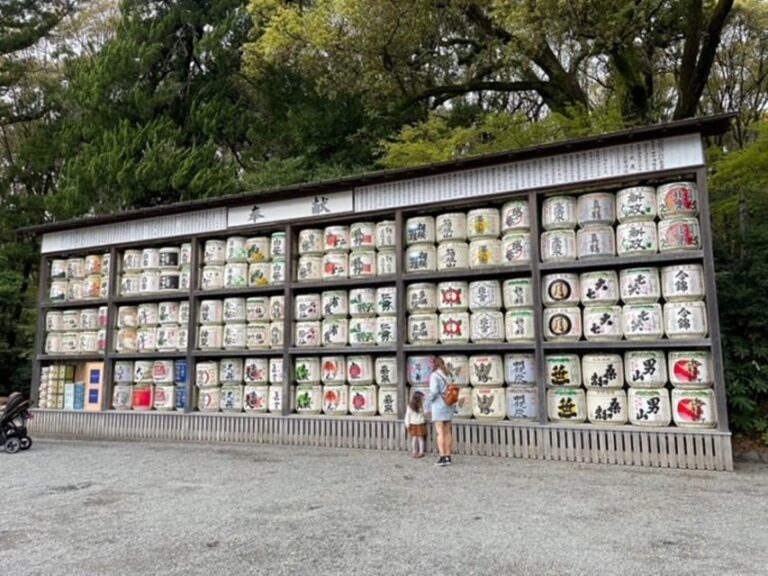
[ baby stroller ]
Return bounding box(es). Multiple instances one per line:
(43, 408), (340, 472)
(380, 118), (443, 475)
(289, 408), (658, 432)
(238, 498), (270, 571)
(1, 392), (33, 454)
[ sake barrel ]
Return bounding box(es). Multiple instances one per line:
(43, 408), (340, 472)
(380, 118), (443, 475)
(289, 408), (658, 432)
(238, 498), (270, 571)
(472, 387), (506, 420)
(177, 327), (189, 350)
(122, 250), (142, 272)
(322, 385), (349, 415)
(324, 225), (350, 252)
(375, 220), (397, 249)
(294, 357), (320, 384)
(298, 229), (324, 255)
(542, 273), (579, 307)
(349, 385), (377, 416)
(350, 222), (376, 249)
(541, 230), (577, 262)
(50, 259), (68, 279)
(272, 259), (286, 284)
(156, 324), (180, 351)
(83, 254), (101, 275)
(616, 186), (656, 222)
(244, 358), (269, 384)
(625, 350), (667, 388)
(501, 233), (531, 266)
(269, 322), (284, 348)
(83, 275), (102, 300)
(137, 303), (159, 326)
(222, 323), (246, 350)
(49, 280), (68, 301)
(501, 199), (530, 232)
(113, 361), (134, 384)
(374, 356), (398, 386)
(376, 316), (397, 345)
(616, 222), (658, 256)
(664, 301), (708, 339)
(67, 257), (86, 279)
(547, 388), (587, 423)
(246, 296), (270, 321)
(141, 248), (160, 270)
(248, 263), (271, 287)
(469, 355), (504, 387)
(577, 192), (616, 227)
(222, 298), (246, 323)
(347, 355), (373, 385)
(139, 270), (161, 294)
(67, 279), (84, 301)
(269, 295), (285, 321)
(407, 283), (437, 313)
(203, 240), (226, 265)
(507, 387), (538, 420)
(321, 317), (349, 347)
(504, 309), (535, 342)
(583, 305), (623, 341)
(661, 264), (705, 302)
(224, 263), (248, 289)
(322, 252), (348, 280)
(44, 333), (62, 354)
(175, 387), (190, 412)
(407, 355), (434, 385)
(136, 327), (157, 352)
(198, 324), (223, 350)
(321, 356), (346, 385)
(198, 388), (221, 413)
(113, 385), (133, 411)
(375, 286), (397, 315)
(377, 249), (397, 276)
(582, 353), (624, 388)
(99, 277), (110, 299)
(218, 358), (244, 384)
(179, 267), (191, 291)
(658, 218), (701, 252)
(433, 282), (467, 312)
(503, 278), (533, 309)
(668, 351), (713, 388)
(623, 304), (663, 340)
(628, 388), (671, 426)
(542, 196), (577, 230)
(174, 360), (188, 385)
(115, 328), (138, 353)
(180, 243), (192, 266)
(243, 385), (269, 412)
(504, 353), (536, 386)
(377, 386), (398, 417)
(619, 267), (661, 304)
(671, 388), (717, 428)
(587, 389), (628, 425)
(436, 212), (467, 242)
(46, 311), (63, 332)
(267, 385), (283, 413)
(349, 317), (376, 346)
(405, 216), (435, 245)
(199, 299), (223, 324)
(437, 241), (470, 271)
(349, 250), (376, 278)
(133, 385), (155, 411)
(158, 247), (180, 269)
(577, 225), (615, 259)
(438, 312), (469, 344)
(134, 360), (154, 383)
(270, 232), (286, 259)
(580, 270), (620, 306)
(200, 265), (224, 291)
(195, 361), (219, 387)
(657, 181), (698, 219)
(405, 243), (437, 273)
(441, 355), (469, 386)
(269, 358), (284, 384)
(408, 313), (438, 345)
(297, 256), (322, 282)
(294, 321), (321, 347)
(153, 360), (175, 384)
(158, 301), (180, 325)
(543, 307), (582, 341)
(225, 236), (248, 263)
(467, 208), (501, 240)
(321, 290), (348, 318)
(295, 293), (321, 321)
(349, 288), (376, 317)
(469, 239), (501, 268)
(61, 309), (80, 330)
(469, 279), (503, 310)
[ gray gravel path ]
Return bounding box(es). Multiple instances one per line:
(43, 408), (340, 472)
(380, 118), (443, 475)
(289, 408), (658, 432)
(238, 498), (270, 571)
(1, 440), (766, 576)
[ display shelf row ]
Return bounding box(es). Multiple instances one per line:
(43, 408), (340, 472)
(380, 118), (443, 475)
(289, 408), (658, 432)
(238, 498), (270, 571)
(537, 251), (705, 272)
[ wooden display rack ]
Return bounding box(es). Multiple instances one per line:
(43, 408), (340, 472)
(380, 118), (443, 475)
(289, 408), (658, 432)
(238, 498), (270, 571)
(23, 114), (735, 470)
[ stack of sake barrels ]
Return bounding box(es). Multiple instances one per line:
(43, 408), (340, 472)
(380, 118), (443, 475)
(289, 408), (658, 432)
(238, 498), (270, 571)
(195, 357), (284, 413)
(112, 359), (189, 411)
(296, 221), (396, 282)
(406, 279), (535, 344)
(404, 202), (531, 273)
(120, 245), (186, 296)
(198, 296), (284, 351)
(37, 364), (75, 409)
(293, 355), (396, 416)
(115, 301), (189, 353)
(294, 287), (397, 348)
(49, 253), (109, 302)
(406, 354), (538, 421)
(44, 306), (107, 356)
(201, 233), (285, 291)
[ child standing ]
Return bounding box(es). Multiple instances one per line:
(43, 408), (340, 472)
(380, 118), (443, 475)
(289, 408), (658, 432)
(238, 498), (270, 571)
(404, 393), (427, 458)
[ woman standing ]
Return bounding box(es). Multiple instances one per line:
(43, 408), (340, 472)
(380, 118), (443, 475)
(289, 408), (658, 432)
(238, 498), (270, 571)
(429, 357), (453, 466)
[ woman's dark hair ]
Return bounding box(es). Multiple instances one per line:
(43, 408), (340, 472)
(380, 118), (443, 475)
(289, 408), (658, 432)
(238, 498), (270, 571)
(409, 392), (423, 412)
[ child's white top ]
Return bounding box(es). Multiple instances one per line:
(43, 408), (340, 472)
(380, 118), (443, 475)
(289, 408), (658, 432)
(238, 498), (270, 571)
(404, 406), (425, 427)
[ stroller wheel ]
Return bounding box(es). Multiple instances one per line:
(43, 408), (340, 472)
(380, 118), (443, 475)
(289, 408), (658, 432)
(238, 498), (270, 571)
(4, 437), (21, 454)
(20, 437), (32, 451)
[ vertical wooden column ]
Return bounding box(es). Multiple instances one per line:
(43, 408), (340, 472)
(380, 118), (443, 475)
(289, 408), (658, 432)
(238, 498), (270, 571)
(184, 237), (200, 413)
(695, 165), (730, 431)
(30, 254), (49, 404)
(101, 245), (119, 410)
(528, 191), (548, 425)
(281, 224), (294, 416)
(394, 209), (407, 419)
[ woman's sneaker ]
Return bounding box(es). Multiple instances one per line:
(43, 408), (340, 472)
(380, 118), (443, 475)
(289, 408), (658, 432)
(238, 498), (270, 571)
(445, 456), (453, 465)
(435, 456), (448, 467)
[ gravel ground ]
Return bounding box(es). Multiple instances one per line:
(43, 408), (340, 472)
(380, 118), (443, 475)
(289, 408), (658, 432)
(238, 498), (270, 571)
(1, 440), (766, 576)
